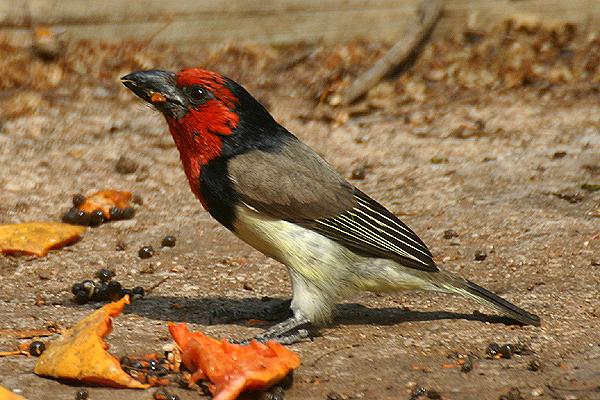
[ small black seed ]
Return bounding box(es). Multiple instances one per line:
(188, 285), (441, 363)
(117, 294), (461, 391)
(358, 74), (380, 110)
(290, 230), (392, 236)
(138, 246), (154, 259)
(63, 207), (91, 226)
(29, 341), (45, 356)
(443, 229), (458, 239)
(132, 194), (143, 205)
(71, 282), (84, 295)
(120, 288), (133, 299)
(121, 206), (135, 219)
(350, 167), (366, 180)
(75, 290), (89, 304)
(474, 250), (487, 261)
(161, 235), (176, 247)
(115, 155), (138, 174)
(485, 343), (501, 358)
(552, 151), (567, 159)
(75, 388), (89, 400)
(109, 206), (123, 220)
(72, 194), (85, 207)
(133, 286), (145, 297)
(96, 269), (114, 282)
(166, 395), (180, 400)
(107, 280), (122, 295)
(528, 359), (542, 371)
(115, 240), (127, 251)
(81, 280), (95, 297)
(499, 344), (515, 359)
(89, 209), (105, 227)
(460, 359), (473, 372)
(92, 281), (109, 301)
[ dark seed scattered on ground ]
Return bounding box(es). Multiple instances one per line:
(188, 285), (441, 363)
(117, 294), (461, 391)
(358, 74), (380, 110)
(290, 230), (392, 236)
(74, 290), (89, 304)
(29, 341), (45, 356)
(75, 388), (89, 400)
(121, 206), (135, 219)
(461, 358), (473, 372)
(485, 343), (501, 358)
(89, 209), (105, 227)
(71, 282), (84, 295)
(109, 206), (123, 220)
(132, 286), (145, 300)
(350, 167), (366, 180)
(552, 151), (567, 159)
(115, 155), (138, 174)
(474, 250), (487, 261)
(499, 344), (515, 359)
(96, 269), (114, 282)
(161, 235), (176, 247)
(443, 229), (458, 239)
(139, 245), (154, 259)
(132, 194), (143, 205)
(528, 359), (542, 371)
(115, 240), (127, 251)
(166, 395), (180, 400)
(72, 194), (85, 207)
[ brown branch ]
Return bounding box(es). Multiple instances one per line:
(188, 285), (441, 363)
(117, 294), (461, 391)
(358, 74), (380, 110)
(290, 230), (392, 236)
(342, 0), (445, 105)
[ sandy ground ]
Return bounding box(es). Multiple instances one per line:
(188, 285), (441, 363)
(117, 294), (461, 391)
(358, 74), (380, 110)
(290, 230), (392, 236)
(0, 26), (600, 400)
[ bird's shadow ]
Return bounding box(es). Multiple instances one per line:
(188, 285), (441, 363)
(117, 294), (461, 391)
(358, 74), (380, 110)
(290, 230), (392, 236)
(115, 295), (520, 329)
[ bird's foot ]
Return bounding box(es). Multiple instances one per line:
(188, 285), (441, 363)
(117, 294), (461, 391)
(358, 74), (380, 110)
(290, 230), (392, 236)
(236, 314), (313, 345)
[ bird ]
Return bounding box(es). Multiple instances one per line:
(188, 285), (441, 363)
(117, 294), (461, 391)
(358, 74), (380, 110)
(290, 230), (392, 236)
(121, 69), (540, 343)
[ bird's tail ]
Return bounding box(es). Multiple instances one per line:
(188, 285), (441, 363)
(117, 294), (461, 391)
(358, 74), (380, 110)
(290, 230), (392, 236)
(436, 271), (541, 326)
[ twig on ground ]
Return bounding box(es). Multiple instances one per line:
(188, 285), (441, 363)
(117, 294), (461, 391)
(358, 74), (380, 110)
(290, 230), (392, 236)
(342, 0), (445, 105)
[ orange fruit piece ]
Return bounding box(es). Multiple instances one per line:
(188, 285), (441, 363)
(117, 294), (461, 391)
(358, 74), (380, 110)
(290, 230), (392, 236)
(169, 322), (300, 400)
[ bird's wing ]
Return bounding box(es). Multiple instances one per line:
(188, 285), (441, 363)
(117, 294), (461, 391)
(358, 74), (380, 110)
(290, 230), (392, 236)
(305, 189), (437, 272)
(227, 136), (437, 272)
(227, 137), (357, 221)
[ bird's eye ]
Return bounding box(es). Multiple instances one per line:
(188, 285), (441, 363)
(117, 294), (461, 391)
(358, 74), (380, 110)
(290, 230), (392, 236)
(186, 85), (211, 105)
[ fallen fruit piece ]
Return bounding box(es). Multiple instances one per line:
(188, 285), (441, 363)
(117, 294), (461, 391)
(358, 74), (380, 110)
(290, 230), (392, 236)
(169, 322), (300, 400)
(0, 385), (29, 400)
(34, 296), (150, 388)
(62, 190), (135, 226)
(0, 222), (85, 257)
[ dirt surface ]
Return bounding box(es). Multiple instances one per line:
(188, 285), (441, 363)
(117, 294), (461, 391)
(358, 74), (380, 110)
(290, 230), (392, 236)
(1, 21), (600, 400)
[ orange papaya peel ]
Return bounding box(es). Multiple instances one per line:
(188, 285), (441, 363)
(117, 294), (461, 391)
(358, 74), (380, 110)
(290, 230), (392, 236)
(34, 296), (150, 388)
(169, 322), (300, 400)
(0, 222), (85, 257)
(0, 385), (29, 400)
(78, 190), (132, 219)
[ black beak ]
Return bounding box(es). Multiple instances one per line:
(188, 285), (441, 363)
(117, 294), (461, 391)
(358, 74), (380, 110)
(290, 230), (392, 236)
(121, 70), (188, 120)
